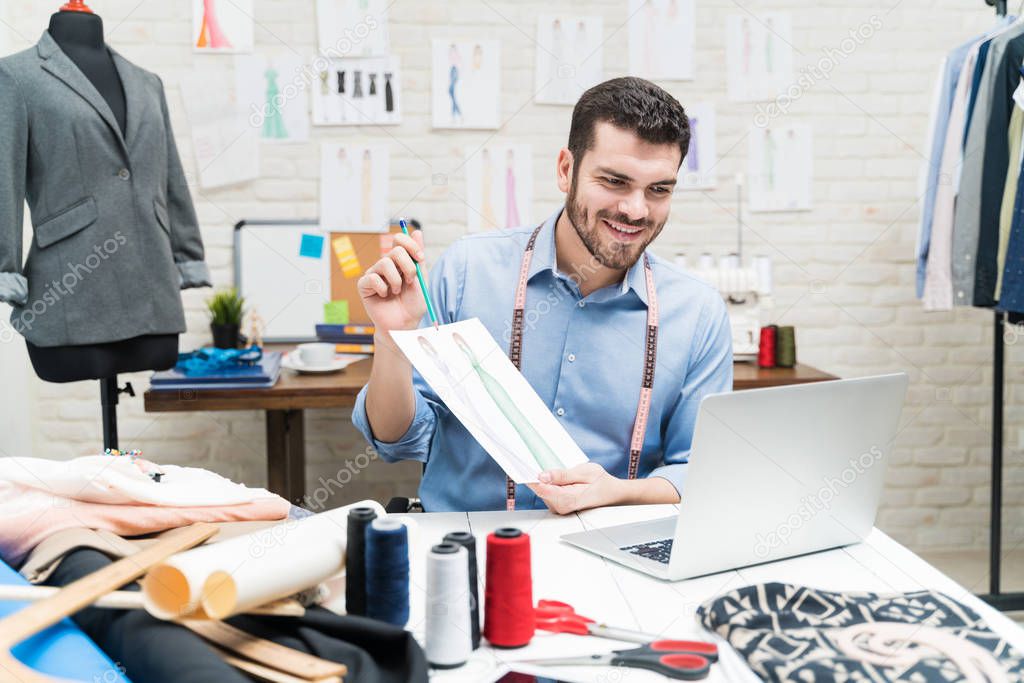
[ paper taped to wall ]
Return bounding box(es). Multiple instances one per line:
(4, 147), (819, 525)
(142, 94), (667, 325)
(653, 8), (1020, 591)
(390, 318), (588, 482)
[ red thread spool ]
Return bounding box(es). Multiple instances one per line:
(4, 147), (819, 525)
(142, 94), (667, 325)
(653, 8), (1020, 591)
(758, 325), (777, 368)
(483, 527), (534, 648)
(60, 1), (94, 13)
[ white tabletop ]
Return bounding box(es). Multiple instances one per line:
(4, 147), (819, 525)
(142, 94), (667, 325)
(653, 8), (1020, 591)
(387, 504), (1024, 682)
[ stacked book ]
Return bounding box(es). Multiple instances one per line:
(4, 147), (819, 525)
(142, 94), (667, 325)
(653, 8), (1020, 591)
(150, 351), (283, 391)
(315, 324), (375, 354)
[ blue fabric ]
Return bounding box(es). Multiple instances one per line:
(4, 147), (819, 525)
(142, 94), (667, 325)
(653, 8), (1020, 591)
(1000, 151), (1024, 314)
(174, 345), (263, 376)
(0, 559), (129, 682)
(352, 207), (734, 511)
(917, 38), (978, 298)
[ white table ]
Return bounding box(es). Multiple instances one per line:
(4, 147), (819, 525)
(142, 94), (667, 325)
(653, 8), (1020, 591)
(386, 504), (1024, 682)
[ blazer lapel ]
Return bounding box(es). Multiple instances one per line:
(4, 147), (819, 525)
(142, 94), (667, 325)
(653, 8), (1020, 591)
(36, 31), (128, 156)
(110, 50), (147, 150)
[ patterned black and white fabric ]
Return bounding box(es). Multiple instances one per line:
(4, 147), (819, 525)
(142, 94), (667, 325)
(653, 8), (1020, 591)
(698, 583), (1024, 682)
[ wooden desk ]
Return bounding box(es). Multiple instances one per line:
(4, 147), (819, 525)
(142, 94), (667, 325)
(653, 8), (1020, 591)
(144, 351), (838, 503)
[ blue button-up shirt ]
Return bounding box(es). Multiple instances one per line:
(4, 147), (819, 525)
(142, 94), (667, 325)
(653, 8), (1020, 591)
(352, 207), (733, 511)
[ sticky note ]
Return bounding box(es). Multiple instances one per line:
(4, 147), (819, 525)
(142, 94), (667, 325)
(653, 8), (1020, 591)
(299, 233), (325, 259)
(324, 300), (350, 324)
(331, 236), (362, 278)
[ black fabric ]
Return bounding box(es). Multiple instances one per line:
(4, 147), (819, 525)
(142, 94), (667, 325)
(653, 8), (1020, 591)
(45, 548), (428, 683)
(699, 582), (1024, 682)
(976, 34), (1024, 308)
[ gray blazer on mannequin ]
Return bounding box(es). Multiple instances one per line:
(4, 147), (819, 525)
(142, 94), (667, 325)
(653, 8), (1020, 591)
(0, 31), (210, 347)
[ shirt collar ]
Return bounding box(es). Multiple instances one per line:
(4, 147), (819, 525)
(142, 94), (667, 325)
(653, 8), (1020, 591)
(527, 206), (650, 306)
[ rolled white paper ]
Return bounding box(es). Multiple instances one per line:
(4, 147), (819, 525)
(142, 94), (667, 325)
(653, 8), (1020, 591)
(142, 499), (387, 620)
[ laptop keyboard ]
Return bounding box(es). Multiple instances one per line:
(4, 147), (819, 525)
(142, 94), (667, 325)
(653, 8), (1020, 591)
(620, 538), (673, 564)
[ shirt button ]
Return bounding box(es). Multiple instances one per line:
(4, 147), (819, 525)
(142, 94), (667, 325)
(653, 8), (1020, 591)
(118, 168), (131, 180)
(957, 291), (964, 298)
(577, 301), (585, 308)
(567, 353), (576, 362)
(556, 407), (565, 416)
(965, 254), (971, 260)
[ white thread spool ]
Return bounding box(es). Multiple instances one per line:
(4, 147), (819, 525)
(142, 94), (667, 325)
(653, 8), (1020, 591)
(425, 543), (471, 669)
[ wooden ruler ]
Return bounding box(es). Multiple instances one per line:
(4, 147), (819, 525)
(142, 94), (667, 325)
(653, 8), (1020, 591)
(185, 619), (347, 682)
(0, 523), (216, 683)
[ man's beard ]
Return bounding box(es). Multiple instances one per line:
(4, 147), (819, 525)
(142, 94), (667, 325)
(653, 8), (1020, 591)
(565, 179), (665, 271)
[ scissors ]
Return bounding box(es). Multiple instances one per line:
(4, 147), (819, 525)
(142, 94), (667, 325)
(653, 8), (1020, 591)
(535, 599), (662, 643)
(520, 639), (719, 681)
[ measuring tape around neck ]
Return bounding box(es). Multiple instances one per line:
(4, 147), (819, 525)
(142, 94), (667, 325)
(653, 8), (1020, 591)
(504, 223), (660, 510)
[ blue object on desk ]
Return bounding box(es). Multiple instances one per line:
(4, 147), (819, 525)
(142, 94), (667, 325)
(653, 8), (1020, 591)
(172, 346), (264, 378)
(0, 560), (129, 682)
(150, 351), (282, 390)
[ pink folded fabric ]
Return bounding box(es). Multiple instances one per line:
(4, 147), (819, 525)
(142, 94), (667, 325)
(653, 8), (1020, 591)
(0, 483), (290, 566)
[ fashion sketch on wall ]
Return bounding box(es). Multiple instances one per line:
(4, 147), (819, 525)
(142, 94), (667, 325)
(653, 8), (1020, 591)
(726, 13), (794, 102)
(312, 56), (401, 126)
(390, 319), (589, 483)
(432, 40), (500, 130)
(748, 124), (813, 212)
(192, 0), (254, 53)
(320, 143), (390, 231)
(680, 103), (717, 190)
(627, 0), (694, 81)
(235, 54), (309, 142)
(180, 71), (259, 189)
(464, 144), (533, 232)
(316, 0), (390, 57)
(534, 15), (603, 105)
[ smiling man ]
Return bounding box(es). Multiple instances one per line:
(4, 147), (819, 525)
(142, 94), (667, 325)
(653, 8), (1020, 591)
(352, 77), (732, 513)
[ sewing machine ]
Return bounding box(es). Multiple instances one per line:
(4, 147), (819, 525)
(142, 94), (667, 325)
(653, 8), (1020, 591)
(676, 254), (773, 363)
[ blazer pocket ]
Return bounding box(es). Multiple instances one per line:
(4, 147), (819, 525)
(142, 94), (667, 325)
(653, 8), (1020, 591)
(35, 196), (99, 249)
(154, 199), (171, 237)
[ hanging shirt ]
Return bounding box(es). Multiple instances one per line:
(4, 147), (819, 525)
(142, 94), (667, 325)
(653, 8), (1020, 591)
(351, 207), (733, 511)
(917, 36), (984, 299)
(951, 21), (1024, 307)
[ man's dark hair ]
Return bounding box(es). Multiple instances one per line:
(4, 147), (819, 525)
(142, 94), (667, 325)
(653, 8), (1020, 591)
(567, 77), (690, 174)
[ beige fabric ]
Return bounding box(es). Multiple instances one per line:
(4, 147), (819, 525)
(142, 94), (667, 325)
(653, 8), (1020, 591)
(19, 521), (278, 584)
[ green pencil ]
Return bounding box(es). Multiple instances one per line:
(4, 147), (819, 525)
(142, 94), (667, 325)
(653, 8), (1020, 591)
(399, 218), (439, 330)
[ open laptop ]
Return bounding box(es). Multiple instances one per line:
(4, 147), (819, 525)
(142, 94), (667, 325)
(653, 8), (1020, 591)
(562, 373), (909, 580)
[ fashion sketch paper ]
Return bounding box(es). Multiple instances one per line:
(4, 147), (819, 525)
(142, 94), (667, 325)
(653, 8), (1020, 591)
(390, 319), (589, 483)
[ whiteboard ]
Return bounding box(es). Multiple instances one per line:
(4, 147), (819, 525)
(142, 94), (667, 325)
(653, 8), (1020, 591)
(234, 220), (328, 342)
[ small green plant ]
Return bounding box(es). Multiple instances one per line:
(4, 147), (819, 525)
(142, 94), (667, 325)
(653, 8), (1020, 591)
(207, 288), (245, 326)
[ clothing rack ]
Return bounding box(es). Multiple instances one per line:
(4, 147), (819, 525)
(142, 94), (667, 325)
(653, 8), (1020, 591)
(977, 0), (1023, 612)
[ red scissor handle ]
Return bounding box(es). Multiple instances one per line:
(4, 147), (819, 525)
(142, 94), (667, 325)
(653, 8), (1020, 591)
(535, 616), (591, 635)
(535, 599), (594, 622)
(646, 639), (719, 661)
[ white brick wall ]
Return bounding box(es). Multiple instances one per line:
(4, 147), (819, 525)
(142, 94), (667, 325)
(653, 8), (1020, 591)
(1, 1), (1021, 554)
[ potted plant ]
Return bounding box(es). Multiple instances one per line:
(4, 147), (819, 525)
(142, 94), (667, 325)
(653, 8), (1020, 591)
(207, 288), (245, 349)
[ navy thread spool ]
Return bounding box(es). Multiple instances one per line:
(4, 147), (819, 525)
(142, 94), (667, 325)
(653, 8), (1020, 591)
(365, 518), (410, 626)
(345, 507), (377, 616)
(443, 530), (481, 649)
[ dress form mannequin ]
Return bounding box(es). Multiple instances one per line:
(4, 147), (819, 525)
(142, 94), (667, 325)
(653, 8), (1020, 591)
(28, 5), (181, 444)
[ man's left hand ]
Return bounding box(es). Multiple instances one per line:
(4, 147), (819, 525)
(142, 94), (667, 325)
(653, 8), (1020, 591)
(527, 462), (681, 515)
(526, 463), (625, 514)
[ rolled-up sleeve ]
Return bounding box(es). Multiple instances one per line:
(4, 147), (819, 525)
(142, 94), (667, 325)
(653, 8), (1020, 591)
(352, 378), (442, 463)
(0, 63), (29, 307)
(350, 237), (468, 463)
(649, 294), (733, 497)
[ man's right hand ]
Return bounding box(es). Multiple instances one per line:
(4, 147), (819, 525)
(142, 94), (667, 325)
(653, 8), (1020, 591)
(357, 230), (428, 335)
